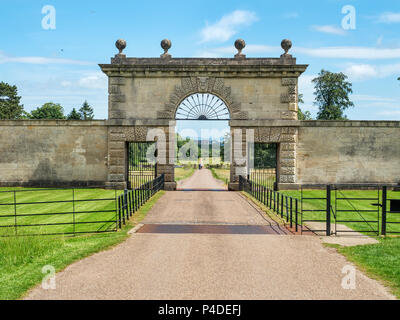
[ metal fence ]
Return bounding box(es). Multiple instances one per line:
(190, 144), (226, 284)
(300, 184), (400, 236)
(0, 175), (165, 237)
(127, 142), (157, 189)
(117, 174), (165, 228)
(239, 175), (301, 232)
(0, 188), (118, 237)
(248, 168), (277, 191)
(240, 179), (400, 237)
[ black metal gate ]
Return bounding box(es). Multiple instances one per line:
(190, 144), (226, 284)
(127, 142), (157, 190)
(248, 143), (277, 190)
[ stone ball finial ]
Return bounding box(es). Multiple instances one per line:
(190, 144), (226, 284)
(115, 39), (127, 55)
(235, 39), (246, 54)
(234, 39), (246, 59)
(161, 39), (172, 54)
(281, 39), (292, 55)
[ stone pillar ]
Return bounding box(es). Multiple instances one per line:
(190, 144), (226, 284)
(106, 126), (127, 189)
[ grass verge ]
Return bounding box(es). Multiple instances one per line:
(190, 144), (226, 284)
(240, 191), (286, 226)
(0, 190), (165, 300)
(336, 237), (400, 299)
(210, 167), (230, 185)
(175, 167), (195, 182)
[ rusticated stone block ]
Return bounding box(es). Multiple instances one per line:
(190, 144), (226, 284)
(109, 150), (125, 158)
(281, 159), (296, 167)
(108, 174), (125, 182)
(109, 111), (126, 119)
(280, 94), (296, 103)
(109, 133), (125, 141)
(280, 151), (296, 159)
(110, 94), (126, 103)
(281, 134), (296, 143)
(269, 128), (282, 142)
(282, 78), (297, 86)
(109, 166), (125, 174)
(108, 141), (125, 150)
(280, 175), (296, 183)
(109, 85), (122, 94)
(124, 128), (136, 141)
(109, 77), (126, 86)
(281, 111), (297, 120)
(281, 143), (296, 151)
(280, 167), (295, 175)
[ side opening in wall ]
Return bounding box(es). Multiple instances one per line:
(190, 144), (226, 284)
(248, 143), (278, 190)
(126, 142), (157, 190)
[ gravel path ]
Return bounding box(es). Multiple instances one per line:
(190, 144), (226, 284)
(25, 169), (395, 300)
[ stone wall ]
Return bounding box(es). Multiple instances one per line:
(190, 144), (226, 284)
(297, 121), (400, 185)
(0, 121), (108, 187)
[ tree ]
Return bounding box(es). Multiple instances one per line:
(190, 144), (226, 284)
(312, 69), (354, 120)
(0, 82), (25, 119)
(79, 100), (94, 120)
(67, 108), (81, 120)
(298, 108), (312, 120)
(30, 102), (65, 119)
(297, 93), (313, 120)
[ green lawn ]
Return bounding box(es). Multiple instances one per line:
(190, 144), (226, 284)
(210, 167), (230, 185)
(337, 237), (400, 299)
(280, 189), (400, 235)
(175, 166), (195, 182)
(0, 190), (165, 300)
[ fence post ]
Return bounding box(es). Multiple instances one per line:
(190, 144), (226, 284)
(72, 189), (76, 236)
(295, 199), (298, 232)
(124, 190), (128, 221)
(118, 196), (122, 228)
(326, 185), (331, 236)
(290, 197), (293, 228)
(13, 191), (17, 236)
(382, 186), (387, 236)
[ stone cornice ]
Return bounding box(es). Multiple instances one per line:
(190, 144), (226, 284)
(99, 60), (308, 78)
(299, 120), (400, 128)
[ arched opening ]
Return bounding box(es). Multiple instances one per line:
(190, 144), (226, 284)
(174, 93), (231, 190)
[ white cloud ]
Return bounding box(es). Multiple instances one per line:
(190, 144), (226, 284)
(344, 63), (400, 81)
(59, 72), (107, 90)
(199, 10), (258, 43)
(376, 12), (400, 24)
(0, 51), (94, 65)
(311, 25), (346, 36)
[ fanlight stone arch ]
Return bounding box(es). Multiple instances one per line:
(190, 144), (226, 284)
(175, 93), (230, 120)
(157, 77), (248, 120)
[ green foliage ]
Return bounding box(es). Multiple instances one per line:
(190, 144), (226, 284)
(297, 94), (312, 120)
(79, 100), (94, 120)
(312, 69), (354, 120)
(0, 82), (25, 119)
(253, 143), (277, 168)
(298, 108), (312, 120)
(67, 108), (81, 120)
(30, 102), (65, 119)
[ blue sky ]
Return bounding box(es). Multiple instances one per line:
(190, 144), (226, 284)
(1, 0), (400, 123)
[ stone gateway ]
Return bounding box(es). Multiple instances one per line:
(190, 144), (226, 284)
(0, 39), (399, 189)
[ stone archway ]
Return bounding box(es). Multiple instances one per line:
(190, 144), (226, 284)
(100, 38), (308, 190)
(157, 77), (248, 121)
